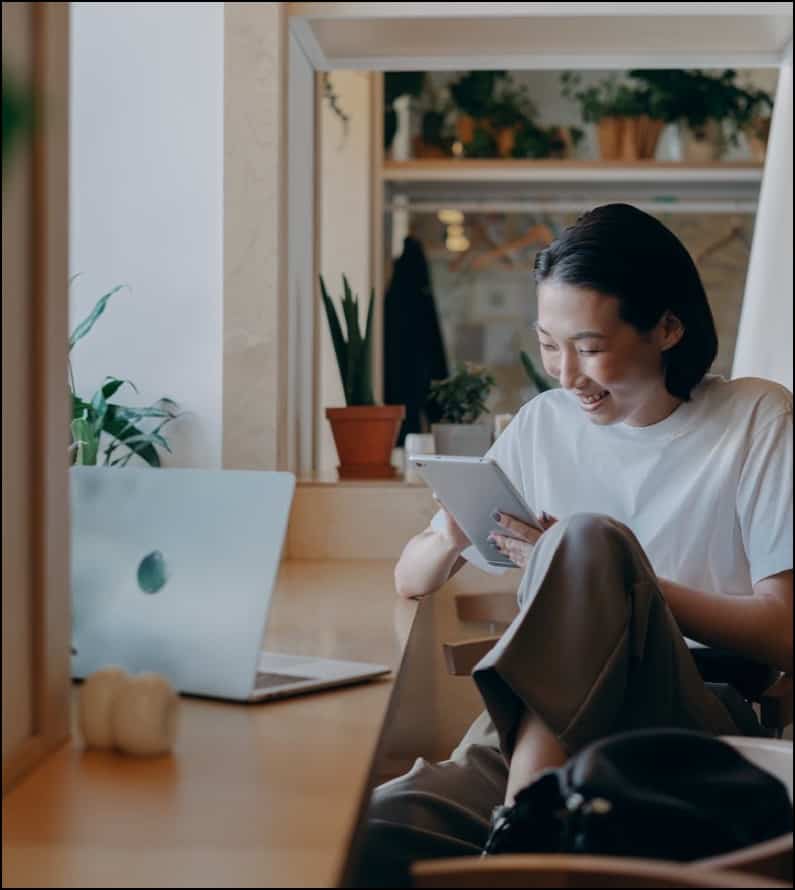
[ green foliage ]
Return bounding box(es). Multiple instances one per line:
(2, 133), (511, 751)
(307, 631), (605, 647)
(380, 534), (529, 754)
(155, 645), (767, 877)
(561, 72), (654, 123)
(68, 283), (180, 467)
(628, 69), (773, 145)
(2, 66), (36, 172)
(519, 350), (555, 395)
(449, 71), (508, 119)
(427, 362), (495, 425)
(319, 275), (375, 407)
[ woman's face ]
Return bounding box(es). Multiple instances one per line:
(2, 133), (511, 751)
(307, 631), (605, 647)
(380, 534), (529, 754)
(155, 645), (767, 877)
(536, 280), (683, 427)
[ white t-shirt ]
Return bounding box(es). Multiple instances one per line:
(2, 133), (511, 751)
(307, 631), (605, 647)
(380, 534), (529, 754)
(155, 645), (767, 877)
(436, 376), (793, 599)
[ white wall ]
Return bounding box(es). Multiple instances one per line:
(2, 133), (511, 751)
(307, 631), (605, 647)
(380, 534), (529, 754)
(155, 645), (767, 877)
(69, 2), (223, 468)
(318, 71), (373, 474)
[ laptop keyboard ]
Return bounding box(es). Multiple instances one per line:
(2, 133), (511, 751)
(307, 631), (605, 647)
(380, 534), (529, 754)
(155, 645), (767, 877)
(255, 671), (313, 690)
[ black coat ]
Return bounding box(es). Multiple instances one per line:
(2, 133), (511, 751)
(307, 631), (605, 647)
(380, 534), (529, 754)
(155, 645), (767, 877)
(383, 236), (449, 445)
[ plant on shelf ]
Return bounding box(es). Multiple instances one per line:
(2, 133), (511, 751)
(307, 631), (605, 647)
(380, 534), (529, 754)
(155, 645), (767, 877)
(69, 283), (180, 467)
(629, 69), (774, 161)
(320, 275), (405, 478)
(560, 72), (666, 161)
(427, 362), (496, 456)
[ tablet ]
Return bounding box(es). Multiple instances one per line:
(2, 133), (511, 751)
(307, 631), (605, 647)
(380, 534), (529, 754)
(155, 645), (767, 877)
(409, 455), (543, 567)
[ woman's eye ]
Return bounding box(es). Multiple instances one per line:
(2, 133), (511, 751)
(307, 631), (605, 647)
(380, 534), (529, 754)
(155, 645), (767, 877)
(539, 343), (557, 351)
(577, 349), (602, 355)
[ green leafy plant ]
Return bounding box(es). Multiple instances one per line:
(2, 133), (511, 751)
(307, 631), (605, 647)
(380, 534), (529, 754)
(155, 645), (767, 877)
(449, 71), (508, 119)
(427, 362), (495, 425)
(561, 72), (654, 123)
(69, 283), (180, 466)
(519, 349), (555, 395)
(319, 274), (375, 406)
(2, 65), (36, 172)
(628, 69), (773, 146)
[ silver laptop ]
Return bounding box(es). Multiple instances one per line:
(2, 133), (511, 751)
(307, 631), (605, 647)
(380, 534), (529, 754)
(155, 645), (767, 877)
(70, 466), (390, 701)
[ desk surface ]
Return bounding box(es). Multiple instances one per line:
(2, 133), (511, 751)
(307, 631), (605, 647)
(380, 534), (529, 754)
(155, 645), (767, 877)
(3, 560), (417, 889)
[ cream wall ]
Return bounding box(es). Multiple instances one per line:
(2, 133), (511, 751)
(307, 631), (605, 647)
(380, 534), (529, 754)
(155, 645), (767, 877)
(318, 71), (374, 473)
(223, 2), (290, 470)
(69, 2), (224, 468)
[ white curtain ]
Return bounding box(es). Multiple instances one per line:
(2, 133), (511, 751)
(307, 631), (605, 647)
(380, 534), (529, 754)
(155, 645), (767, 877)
(732, 46), (793, 392)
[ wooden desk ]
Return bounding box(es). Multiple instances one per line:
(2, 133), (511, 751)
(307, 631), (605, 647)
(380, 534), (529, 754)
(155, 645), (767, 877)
(3, 560), (418, 888)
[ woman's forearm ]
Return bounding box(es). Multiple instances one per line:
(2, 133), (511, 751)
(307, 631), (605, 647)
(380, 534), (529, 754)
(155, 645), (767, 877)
(394, 528), (465, 599)
(658, 575), (793, 674)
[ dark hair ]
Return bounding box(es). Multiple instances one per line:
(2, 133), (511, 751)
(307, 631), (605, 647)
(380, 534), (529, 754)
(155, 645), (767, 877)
(533, 203), (718, 400)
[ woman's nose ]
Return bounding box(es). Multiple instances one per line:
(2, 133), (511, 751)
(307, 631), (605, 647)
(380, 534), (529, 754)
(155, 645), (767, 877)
(559, 352), (585, 390)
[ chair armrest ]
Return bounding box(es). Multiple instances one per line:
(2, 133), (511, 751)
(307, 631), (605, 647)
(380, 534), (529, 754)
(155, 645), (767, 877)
(759, 674), (793, 733)
(442, 637), (500, 676)
(411, 853), (791, 888)
(455, 592), (518, 625)
(690, 833), (793, 883)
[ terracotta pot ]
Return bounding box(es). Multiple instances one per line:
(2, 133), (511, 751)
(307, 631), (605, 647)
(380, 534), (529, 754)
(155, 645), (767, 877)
(620, 115), (665, 161)
(326, 405), (405, 479)
(495, 125), (519, 158)
(597, 117), (624, 160)
(455, 114), (476, 144)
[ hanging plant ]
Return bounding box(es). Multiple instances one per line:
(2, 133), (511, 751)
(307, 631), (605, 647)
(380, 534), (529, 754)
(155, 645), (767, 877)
(321, 73), (350, 144)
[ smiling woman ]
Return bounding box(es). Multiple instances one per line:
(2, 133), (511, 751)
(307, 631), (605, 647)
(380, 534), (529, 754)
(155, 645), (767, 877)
(363, 202), (793, 886)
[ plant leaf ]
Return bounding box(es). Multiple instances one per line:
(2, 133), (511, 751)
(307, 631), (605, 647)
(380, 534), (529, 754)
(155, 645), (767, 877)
(68, 284), (127, 351)
(101, 376), (137, 401)
(319, 275), (349, 403)
(102, 406), (161, 466)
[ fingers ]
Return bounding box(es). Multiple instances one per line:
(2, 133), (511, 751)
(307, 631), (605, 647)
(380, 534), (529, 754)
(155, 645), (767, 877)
(488, 533), (531, 568)
(492, 511), (536, 539)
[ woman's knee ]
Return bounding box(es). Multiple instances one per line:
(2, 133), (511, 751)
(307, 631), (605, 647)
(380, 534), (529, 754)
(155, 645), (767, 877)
(558, 512), (636, 546)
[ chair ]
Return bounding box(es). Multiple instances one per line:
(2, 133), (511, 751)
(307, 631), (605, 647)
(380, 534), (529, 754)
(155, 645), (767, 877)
(411, 853), (792, 888)
(424, 593), (794, 886)
(443, 592), (794, 737)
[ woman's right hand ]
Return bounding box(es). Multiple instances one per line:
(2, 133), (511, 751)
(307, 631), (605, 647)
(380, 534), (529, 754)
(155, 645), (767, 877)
(434, 496), (471, 552)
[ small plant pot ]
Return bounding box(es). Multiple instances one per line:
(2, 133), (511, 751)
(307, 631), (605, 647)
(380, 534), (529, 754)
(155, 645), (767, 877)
(597, 117), (624, 161)
(326, 405), (405, 479)
(495, 125), (520, 158)
(679, 119), (726, 162)
(455, 114), (477, 145)
(431, 423), (492, 457)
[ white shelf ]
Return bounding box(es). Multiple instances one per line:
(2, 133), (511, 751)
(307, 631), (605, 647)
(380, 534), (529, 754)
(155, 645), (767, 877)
(288, 4), (792, 70)
(381, 161), (763, 214)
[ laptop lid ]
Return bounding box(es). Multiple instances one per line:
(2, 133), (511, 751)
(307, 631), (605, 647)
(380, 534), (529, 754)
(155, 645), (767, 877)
(71, 466), (295, 700)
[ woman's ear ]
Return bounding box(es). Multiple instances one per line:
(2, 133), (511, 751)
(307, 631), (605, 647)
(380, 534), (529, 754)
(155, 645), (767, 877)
(657, 311), (685, 352)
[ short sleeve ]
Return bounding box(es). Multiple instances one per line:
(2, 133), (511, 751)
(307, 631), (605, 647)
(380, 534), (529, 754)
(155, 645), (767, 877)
(736, 410), (793, 585)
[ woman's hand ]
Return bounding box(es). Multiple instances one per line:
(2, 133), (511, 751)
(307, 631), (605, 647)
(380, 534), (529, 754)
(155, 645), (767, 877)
(433, 496), (471, 552)
(488, 512), (558, 569)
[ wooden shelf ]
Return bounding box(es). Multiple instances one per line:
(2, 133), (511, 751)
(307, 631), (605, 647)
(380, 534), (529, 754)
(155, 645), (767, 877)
(382, 159), (765, 184)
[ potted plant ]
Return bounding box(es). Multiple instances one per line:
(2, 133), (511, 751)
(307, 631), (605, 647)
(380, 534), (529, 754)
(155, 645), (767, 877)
(69, 283), (180, 467)
(561, 72), (665, 161)
(320, 275), (405, 478)
(629, 69), (772, 162)
(427, 362), (495, 456)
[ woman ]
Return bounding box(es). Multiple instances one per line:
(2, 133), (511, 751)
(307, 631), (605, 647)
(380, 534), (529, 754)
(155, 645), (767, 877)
(355, 204), (792, 887)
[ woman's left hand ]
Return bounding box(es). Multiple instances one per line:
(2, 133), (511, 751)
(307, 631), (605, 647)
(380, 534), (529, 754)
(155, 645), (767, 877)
(489, 512), (557, 569)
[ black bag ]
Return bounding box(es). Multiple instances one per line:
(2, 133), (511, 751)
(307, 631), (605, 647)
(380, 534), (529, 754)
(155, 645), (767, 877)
(485, 728), (793, 862)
